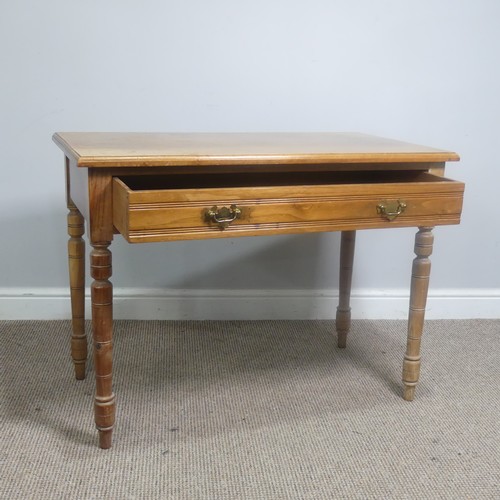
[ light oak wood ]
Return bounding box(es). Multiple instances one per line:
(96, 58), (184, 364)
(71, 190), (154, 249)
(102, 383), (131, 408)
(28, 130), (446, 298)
(53, 132), (460, 168)
(90, 243), (115, 449)
(336, 231), (356, 348)
(403, 227), (434, 401)
(88, 171), (114, 243)
(113, 173), (464, 243)
(53, 132), (463, 448)
(67, 201), (86, 380)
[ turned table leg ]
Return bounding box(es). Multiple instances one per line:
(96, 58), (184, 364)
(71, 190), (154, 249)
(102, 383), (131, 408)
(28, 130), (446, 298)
(403, 227), (434, 401)
(91, 242), (115, 449)
(67, 202), (87, 380)
(336, 231), (356, 348)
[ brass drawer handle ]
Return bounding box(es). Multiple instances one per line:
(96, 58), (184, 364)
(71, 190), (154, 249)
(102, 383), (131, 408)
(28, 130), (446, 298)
(205, 205), (242, 230)
(377, 200), (407, 221)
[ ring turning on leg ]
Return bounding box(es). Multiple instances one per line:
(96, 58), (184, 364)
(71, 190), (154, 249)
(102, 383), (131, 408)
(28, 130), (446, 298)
(91, 242), (115, 448)
(403, 227), (434, 401)
(67, 202), (86, 380)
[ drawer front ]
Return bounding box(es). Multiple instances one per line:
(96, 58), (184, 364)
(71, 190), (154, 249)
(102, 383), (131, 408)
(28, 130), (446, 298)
(113, 175), (464, 243)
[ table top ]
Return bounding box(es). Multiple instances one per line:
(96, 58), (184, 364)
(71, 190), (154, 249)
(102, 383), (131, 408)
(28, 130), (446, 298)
(53, 132), (459, 168)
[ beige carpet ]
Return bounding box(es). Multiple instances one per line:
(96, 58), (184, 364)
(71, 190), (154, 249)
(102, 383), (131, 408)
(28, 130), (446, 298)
(1, 319), (499, 499)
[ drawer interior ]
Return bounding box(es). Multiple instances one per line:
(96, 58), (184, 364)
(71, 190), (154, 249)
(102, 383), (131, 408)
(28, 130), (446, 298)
(118, 170), (450, 191)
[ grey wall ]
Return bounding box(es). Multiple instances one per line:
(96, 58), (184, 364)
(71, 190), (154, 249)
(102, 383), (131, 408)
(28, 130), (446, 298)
(1, 1), (499, 315)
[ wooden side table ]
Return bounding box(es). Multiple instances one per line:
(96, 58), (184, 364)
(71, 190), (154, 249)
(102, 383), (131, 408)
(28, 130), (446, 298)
(54, 132), (464, 449)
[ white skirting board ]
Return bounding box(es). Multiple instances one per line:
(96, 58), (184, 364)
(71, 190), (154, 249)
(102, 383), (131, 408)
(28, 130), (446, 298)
(0, 288), (498, 320)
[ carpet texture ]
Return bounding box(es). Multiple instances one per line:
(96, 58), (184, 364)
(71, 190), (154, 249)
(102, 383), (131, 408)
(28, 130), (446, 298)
(1, 319), (499, 499)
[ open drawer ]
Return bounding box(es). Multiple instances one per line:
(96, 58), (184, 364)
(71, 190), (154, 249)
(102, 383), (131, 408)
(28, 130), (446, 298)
(112, 171), (464, 243)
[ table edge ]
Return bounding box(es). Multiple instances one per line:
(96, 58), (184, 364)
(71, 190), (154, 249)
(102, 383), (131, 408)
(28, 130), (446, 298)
(52, 132), (460, 168)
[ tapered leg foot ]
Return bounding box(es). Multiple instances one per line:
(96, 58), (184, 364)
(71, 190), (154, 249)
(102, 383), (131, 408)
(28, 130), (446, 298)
(67, 202), (87, 380)
(74, 362), (86, 381)
(91, 242), (115, 448)
(403, 385), (416, 402)
(336, 231), (356, 348)
(336, 310), (350, 349)
(99, 429), (113, 450)
(402, 227), (433, 401)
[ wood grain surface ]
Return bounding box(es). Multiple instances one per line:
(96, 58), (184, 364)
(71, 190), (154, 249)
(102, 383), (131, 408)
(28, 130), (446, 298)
(53, 132), (460, 168)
